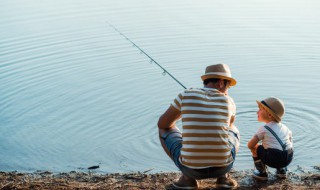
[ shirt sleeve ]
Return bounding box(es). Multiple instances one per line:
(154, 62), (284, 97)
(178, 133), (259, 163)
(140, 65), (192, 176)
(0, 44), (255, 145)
(255, 125), (266, 141)
(171, 92), (184, 111)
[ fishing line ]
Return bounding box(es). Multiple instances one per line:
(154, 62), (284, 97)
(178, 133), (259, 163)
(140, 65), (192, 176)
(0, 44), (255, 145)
(106, 22), (187, 89)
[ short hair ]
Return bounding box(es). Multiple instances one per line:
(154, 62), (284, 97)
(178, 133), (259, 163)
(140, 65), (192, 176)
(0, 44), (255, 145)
(203, 78), (220, 85)
(203, 78), (230, 86)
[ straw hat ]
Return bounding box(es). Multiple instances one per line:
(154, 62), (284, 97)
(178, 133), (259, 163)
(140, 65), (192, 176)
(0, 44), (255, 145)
(256, 97), (285, 122)
(201, 64), (237, 86)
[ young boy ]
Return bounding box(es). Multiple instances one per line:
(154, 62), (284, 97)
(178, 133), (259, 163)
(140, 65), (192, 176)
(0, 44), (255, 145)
(247, 97), (293, 180)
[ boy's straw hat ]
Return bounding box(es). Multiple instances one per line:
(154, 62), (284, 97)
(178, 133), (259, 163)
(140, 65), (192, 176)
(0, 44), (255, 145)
(201, 64), (237, 86)
(256, 97), (285, 122)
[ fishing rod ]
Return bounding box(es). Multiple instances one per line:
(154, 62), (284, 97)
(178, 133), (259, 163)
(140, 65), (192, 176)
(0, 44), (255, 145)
(106, 22), (187, 89)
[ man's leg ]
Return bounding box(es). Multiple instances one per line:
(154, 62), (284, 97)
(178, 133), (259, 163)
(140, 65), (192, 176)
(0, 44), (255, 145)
(158, 127), (198, 189)
(158, 128), (174, 159)
(216, 173), (238, 189)
(216, 146), (238, 189)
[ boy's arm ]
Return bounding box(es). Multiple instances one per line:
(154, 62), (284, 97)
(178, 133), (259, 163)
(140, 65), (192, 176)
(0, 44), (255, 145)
(247, 135), (260, 157)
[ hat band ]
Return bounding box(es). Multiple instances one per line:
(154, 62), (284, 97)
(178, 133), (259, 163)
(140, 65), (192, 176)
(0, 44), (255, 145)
(261, 100), (272, 110)
(204, 72), (232, 77)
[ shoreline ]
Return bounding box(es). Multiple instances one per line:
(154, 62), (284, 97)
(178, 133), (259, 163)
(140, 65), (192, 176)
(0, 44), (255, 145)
(1, 169), (320, 190)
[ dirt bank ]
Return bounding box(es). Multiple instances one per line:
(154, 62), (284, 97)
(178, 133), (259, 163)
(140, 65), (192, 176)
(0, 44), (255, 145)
(0, 169), (319, 190)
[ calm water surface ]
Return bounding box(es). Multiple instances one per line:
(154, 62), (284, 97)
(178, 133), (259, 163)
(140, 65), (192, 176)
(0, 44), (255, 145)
(0, 0), (320, 173)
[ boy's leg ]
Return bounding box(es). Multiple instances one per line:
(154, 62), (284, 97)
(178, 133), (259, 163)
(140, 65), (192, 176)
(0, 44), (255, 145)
(276, 149), (293, 179)
(258, 147), (293, 179)
(252, 145), (268, 180)
(252, 157), (268, 180)
(276, 167), (287, 179)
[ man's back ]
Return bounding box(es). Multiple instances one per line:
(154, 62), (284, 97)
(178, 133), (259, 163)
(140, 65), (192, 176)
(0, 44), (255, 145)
(171, 87), (235, 168)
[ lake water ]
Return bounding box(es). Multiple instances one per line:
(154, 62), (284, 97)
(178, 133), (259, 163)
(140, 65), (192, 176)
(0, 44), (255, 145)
(0, 0), (320, 173)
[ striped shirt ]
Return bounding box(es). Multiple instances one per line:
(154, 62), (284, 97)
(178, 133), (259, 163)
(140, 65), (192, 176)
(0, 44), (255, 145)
(171, 87), (236, 168)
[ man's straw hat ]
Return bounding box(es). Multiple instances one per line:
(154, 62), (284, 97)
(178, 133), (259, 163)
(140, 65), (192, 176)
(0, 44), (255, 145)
(201, 64), (237, 86)
(256, 97), (285, 122)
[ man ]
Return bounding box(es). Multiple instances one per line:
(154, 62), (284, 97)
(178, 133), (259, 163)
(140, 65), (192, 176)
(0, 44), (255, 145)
(158, 64), (240, 189)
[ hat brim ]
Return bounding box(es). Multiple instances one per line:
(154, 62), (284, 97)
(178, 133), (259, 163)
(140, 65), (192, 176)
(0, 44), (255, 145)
(256, 100), (281, 122)
(201, 74), (237, 86)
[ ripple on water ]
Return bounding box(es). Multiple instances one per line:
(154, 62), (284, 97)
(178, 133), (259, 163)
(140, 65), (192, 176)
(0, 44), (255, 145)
(1, 0), (320, 173)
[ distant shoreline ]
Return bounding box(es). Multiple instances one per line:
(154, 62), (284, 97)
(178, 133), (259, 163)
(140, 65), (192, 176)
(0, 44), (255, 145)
(0, 169), (319, 189)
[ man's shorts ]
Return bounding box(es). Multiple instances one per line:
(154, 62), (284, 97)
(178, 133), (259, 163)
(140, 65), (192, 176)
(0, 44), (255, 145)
(161, 127), (236, 179)
(257, 145), (293, 168)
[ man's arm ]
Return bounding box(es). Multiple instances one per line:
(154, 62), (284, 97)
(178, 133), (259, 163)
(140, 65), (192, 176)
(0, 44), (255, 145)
(230, 115), (235, 126)
(157, 105), (181, 158)
(158, 105), (181, 129)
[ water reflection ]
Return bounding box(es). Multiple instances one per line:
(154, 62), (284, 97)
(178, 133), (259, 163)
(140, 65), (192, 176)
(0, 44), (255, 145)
(0, 0), (319, 173)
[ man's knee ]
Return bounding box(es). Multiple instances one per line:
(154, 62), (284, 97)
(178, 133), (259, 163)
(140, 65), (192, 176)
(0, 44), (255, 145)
(158, 128), (167, 138)
(158, 128), (173, 158)
(159, 127), (179, 139)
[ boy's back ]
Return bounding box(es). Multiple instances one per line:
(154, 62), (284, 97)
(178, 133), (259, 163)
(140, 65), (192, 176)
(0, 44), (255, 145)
(255, 121), (293, 151)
